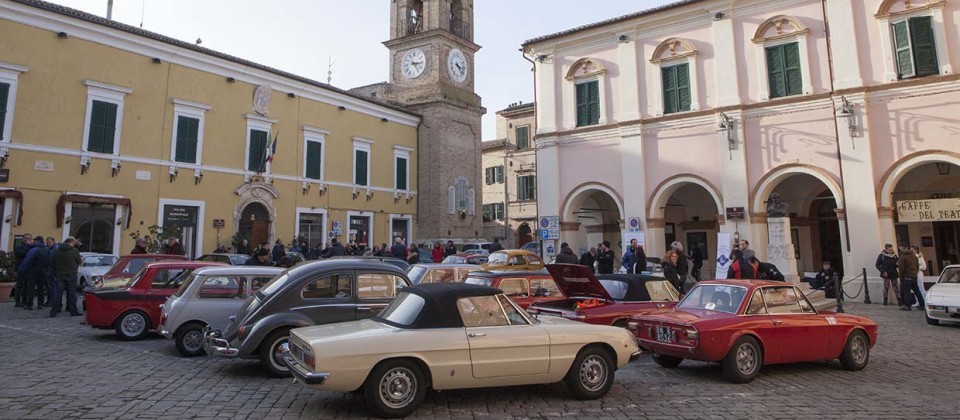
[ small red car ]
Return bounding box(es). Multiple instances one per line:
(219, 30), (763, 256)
(84, 261), (223, 340)
(630, 280), (879, 383)
(91, 253), (189, 289)
(462, 270), (565, 309)
(525, 264), (680, 327)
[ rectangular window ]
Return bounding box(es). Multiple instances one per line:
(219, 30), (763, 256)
(661, 63), (691, 114)
(892, 16), (939, 79)
(396, 156), (408, 190)
(516, 125), (529, 150)
(482, 204), (493, 222)
(247, 129), (269, 171)
(305, 140), (323, 179)
(174, 115), (200, 164)
(575, 80), (600, 127)
(517, 175), (536, 201)
(485, 167), (493, 185)
(496, 166), (504, 183)
(495, 203), (504, 220)
(87, 100), (118, 154)
(0, 82), (8, 141)
(355, 149), (369, 186)
(765, 42), (802, 99)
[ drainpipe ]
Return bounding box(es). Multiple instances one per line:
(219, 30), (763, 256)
(520, 48), (538, 251)
(822, 0), (852, 254)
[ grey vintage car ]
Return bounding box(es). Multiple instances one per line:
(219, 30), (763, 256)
(204, 259), (411, 377)
(159, 266), (283, 357)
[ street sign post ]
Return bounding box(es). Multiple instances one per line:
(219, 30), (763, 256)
(539, 216), (559, 240)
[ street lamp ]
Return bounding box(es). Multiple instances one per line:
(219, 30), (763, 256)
(837, 96), (857, 138)
(718, 112), (736, 150)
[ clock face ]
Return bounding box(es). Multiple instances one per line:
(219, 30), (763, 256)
(401, 48), (426, 79)
(447, 49), (468, 83)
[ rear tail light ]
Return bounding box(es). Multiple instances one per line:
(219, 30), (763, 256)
(237, 325), (247, 339)
(675, 327), (699, 347)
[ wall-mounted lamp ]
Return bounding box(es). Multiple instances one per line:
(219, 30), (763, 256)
(0, 145), (8, 168)
(366, 188), (374, 201)
(714, 12), (726, 20)
(393, 192), (401, 203)
(352, 187), (360, 200)
(405, 192), (415, 204)
(169, 166), (178, 182)
(110, 159), (121, 177)
(116, 217), (125, 226)
(80, 155), (91, 175)
(936, 162), (952, 176)
(318, 183), (327, 197)
(226, 77), (236, 83)
(617, 34), (630, 43)
(338, 106), (346, 111)
(380, 117), (389, 123)
(302, 181), (311, 195)
(534, 54), (551, 63)
(718, 112), (737, 150)
(837, 96), (857, 138)
(287, 92), (296, 98)
(194, 168), (203, 185)
(63, 216), (72, 225)
(57, 31), (68, 39)
(152, 57), (162, 64)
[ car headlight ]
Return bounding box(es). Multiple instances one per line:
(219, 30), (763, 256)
(92, 276), (104, 286)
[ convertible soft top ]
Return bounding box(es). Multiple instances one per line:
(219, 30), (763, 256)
(596, 274), (664, 301)
(392, 282), (503, 329)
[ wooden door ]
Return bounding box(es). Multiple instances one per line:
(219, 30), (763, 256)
(251, 221), (269, 245)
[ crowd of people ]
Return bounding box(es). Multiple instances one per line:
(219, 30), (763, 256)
(212, 236), (429, 267)
(875, 242), (927, 312)
(12, 233), (82, 317)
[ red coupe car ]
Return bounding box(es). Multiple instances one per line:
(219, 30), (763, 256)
(90, 253), (189, 289)
(630, 280), (878, 383)
(525, 264), (680, 327)
(462, 270), (565, 309)
(84, 261), (223, 340)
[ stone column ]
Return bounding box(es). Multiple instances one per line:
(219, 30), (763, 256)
(750, 212), (769, 262)
(646, 217), (665, 258)
(767, 217), (799, 283)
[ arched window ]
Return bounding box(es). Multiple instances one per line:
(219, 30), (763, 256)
(565, 58), (608, 127)
(650, 38), (699, 115)
(752, 15), (812, 100)
(875, 0), (951, 81)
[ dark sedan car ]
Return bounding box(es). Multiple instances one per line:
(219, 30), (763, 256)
(204, 259), (412, 377)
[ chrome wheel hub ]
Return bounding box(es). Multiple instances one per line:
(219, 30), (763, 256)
(122, 314), (145, 336)
(183, 330), (204, 352)
(579, 355), (607, 392)
(852, 336), (866, 364)
(380, 367), (416, 409)
(736, 344), (757, 375)
(271, 338), (289, 370)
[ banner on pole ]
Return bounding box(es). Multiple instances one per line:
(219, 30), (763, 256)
(715, 232), (732, 280)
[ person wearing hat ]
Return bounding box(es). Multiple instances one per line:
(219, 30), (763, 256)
(596, 241), (616, 274)
(131, 238), (149, 254)
(555, 242), (579, 264)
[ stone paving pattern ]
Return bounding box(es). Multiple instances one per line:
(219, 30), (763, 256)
(0, 300), (957, 419)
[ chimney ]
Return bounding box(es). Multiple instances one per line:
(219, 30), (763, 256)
(106, 0), (114, 20)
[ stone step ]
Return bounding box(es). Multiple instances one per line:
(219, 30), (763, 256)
(803, 287), (838, 311)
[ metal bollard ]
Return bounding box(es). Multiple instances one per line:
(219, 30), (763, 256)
(862, 267), (871, 304)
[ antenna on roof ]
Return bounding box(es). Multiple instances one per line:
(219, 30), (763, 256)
(327, 56), (337, 85)
(139, 0), (146, 28)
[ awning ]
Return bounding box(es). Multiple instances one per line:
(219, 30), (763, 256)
(56, 194), (132, 229)
(0, 189), (23, 226)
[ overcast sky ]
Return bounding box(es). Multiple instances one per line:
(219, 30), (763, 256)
(50, 0), (665, 138)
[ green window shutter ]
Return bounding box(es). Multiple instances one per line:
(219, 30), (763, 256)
(909, 16), (939, 77)
(676, 63), (691, 112)
(175, 116), (199, 163)
(355, 150), (368, 186)
(575, 83), (589, 127)
(662, 65), (678, 114)
(247, 129), (267, 171)
(87, 100), (118, 153)
(0, 83), (8, 141)
(766, 45), (787, 98)
(496, 166), (504, 183)
(305, 141), (322, 179)
(517, 176), (525, 200)
(530, 175), (537, 200)
(892, 20), (915, 78)
(587, 81), (600, 125)
(516, 126), (529, 149)
(484, 168), (492, 185)
(396, 157), (408, 190)
(783, 43), (803, 96)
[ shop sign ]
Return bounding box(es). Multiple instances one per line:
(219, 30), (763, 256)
(897, 199), (960, 222)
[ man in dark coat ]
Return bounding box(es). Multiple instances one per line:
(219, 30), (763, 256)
(755, 259), (786, 282)
(555, 242), (579, 264)
(322, 239), (346, 258)
(579, 247), (596, 273)
(131, 239), (149, 254)
(390, 237), (407, 259)
(898, 243), (922, 311)
(271, 240), (285, 264)
(444, 241), (457, 257)
(488, 238), (504, 253)
(690, 243), (704, 281)
(164, 237), (184, 256)
(596, 241), (616, 274)
(810, 260), (836, 290)
(245, 249), (274, 266)
(13, 233), (33, 307)
(16, 236), (49, 310)
(875, 243), (900, 306)
(52, 237), (83, 317)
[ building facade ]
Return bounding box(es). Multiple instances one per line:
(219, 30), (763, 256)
(523, 0), (960, 288)
(481, 102), (538, 247)
(0, 0), (419, 257)
(351, 0), (486, 246)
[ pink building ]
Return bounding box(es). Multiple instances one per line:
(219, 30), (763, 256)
(523, 0), (960, 290)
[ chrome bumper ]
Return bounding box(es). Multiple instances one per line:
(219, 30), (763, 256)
(159, 327), (172, 339)
(629, 350), (643, 362)
(203, 326), (239, 358)
(280, 343), (329, 385)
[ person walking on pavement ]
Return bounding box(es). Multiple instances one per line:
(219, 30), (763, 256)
(16, 235), (49, 310)
(13, 233), (33, 307)
(596, 241), (616, 274)
(555, 242), (579, 264)
(391, 237), (407, 260)
(876, 243), (901, 306)
(51, 237), (82, 317)
(579, 247), (597, 273)
(897, 243), (923, 311)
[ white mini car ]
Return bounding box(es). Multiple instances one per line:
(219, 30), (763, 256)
(925, 265), (960, 326)
(77, 253), (118, 290)
(160, 266), (283, 356)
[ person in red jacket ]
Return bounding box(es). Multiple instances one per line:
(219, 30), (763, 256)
(431, 241), (444, 263)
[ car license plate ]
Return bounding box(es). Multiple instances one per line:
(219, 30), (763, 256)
(656, 326), (672, 343)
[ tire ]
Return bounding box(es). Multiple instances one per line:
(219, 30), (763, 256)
(839, 330), (870, 371)
(175, 323), (207, 357)
(363, 359), (427, 418)
(115, 310), (150, 341)
(259, 328), (293, 378)
(722, 336), (762, 383)
(79, 277), (87, 291)
(652, 353), (683, 368)
(925, 313), (940, 326)
(565, 345), (615, 400)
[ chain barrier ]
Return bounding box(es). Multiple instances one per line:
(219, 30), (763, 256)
(841, 270), (866, 300)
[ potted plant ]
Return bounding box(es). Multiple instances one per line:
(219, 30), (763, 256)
(0, 251), (16, 303)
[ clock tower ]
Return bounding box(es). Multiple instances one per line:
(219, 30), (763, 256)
(354, 0), (485, 243)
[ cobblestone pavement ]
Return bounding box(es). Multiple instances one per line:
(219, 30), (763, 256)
(0, 300), (957, 419)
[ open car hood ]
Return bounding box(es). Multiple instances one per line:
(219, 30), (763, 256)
(545, 264), (613, 301)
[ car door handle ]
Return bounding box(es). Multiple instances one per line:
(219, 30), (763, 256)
(772, 320), (784, 326)
(357, 306), (372, 311)
(468, 332), (486, 337)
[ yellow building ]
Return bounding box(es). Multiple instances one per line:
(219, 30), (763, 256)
(0, 0), (420, 256)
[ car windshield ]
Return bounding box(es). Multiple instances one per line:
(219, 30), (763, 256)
(599, 279), (628, 300)
(464, 276), (493, 287)
(174, 272), (199, 297)
(487, 253), (507, 264)
(377, 292), (426, 327)
(257, 271), (292, 298)
(647, 280), (680, 301)
(407, 266), (428, 284)
(678, 284), (748, 314)
(123, 266), (148, 288)
(442, 256), (466, 264)
(122, 258), (150, 275)
(230, 255), (249, 265)
(83, 255), (117, 267)
(939, 267), (960, 284)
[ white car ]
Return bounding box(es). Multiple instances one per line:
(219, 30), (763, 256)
(77, 253), (118, 290)
(925, 265), (960, 326)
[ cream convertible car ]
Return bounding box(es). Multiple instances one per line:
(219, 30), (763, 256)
(282, 282), (641, 418)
